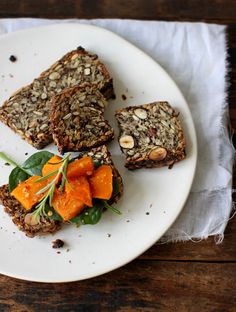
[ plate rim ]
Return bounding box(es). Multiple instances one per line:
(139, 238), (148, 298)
(0, 22), (198, 283)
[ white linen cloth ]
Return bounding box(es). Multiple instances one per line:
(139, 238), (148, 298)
(0, 18), (234, 242)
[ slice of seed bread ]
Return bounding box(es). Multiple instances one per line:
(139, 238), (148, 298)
(0, 46), (115, 149)
(115, 102), (186, 169)
(81, 145), (123, 204)
(0, 146), (122, 237)
(50, 85), (114, 154)
(0, 184), (61, 237)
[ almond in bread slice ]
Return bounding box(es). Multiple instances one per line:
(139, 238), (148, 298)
(50, 85), (114, 154)
(0, 46), (115, 149)
(115, 102), (186, 169)
(0, 184), (61, 237)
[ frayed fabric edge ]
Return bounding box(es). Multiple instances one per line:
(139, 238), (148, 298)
(159, 233), (224, 244)
(160, 29), (235, 245)
(159, 201), (236, 245)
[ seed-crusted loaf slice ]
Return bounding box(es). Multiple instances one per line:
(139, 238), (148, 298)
(0, 146), (122, 237)
(115, 102), (186, 169)
(0, 46), (115, 149)
(50, 85), (114, 154)
(0, 184), (61, 237)
(82, 145), (123, 204)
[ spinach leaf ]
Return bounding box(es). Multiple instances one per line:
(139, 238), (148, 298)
(22, 151), (54, 176)
(9, 167), (30, 192)
(8, 151), (54, 192)
(70, 202), (104, 225)
(48, 209), (63, 222)
(93, 160), (102, 169)
(112, 178), (120, 198)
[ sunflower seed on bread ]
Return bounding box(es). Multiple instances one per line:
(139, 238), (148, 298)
(50, 85), (114, 154)
(0, 46), (115, 149)
(115, 102), (186, 169)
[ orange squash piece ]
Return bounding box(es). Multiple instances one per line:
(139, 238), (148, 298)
(42, 155), (62, 182)
(11, 176), (48, 210)
(65, 176), (92, 207)
(52, 189), (85, 221)
(67, 156), (94, 179)
(89, 165), (113, 200)
(52, 176), (92, 221)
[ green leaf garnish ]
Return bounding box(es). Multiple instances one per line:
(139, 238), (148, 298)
(9, 168), (30, 192)
(48, 209), (63, 221)
(21, 151), (54, 176)
(0, 151), (54, 191)
(93, 160), (102, 169)
(70, 202), (104, 225)
(112, 178), (120, 198)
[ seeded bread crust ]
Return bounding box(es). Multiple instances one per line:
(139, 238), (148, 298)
(115, 102), (186, 170)
(50, 85), (114, 154)
(0, 184), (61, 237)
(81, 145), (123, 203)
(0, 46), (115, 149)
(39, 47), (115, 100)
(0, 146), (122, 237)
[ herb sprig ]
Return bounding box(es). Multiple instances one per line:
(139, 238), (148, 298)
(0, 152), (29, 175)
(30, 153), (71, 223)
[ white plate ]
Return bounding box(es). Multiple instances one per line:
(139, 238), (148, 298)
(0, 24), (197, 282)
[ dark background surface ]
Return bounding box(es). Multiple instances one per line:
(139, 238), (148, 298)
(0, 1), (236, 311)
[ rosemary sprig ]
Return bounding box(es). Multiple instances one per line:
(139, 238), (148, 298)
(0, 151), (29, 175)
(60, 156), (70, 191)
(49, 184), (56, 207)
(30, 153), (71, 223)
(34, 169), (59, 183)
(48, 159), (65, 165)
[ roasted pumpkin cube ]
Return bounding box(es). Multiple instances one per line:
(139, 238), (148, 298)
(42, 155), (62, 182)
(52, 189), (85, 221)
(11, 176), (48, 210)
(89, 165), (113, 200)
(67, 156), (94, 179)
(65, 176), (92, 207)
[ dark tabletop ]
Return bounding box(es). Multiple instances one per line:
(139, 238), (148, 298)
(0, 1), (236, 311)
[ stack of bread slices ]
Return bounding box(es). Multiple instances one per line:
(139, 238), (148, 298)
(0, 46), (115, 151)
